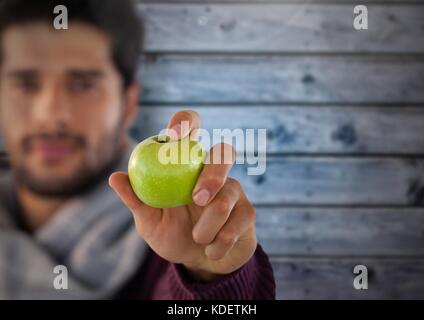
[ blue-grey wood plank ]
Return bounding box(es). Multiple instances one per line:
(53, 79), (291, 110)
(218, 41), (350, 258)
(138, 4), (424, 53)
(271, 257), (424, 299)
(138, 55), (424, 103)
(256, 207), (424, 256)
(228, 157), (424, 205)
(131, 106), (424, 154)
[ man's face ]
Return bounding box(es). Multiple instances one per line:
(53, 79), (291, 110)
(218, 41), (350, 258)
(0, 22), (136, 196)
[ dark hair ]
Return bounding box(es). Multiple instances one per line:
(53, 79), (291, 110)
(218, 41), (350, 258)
(0, 0), (143, 89)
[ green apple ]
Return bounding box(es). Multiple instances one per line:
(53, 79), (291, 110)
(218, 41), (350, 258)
(128, 135), (207, 208)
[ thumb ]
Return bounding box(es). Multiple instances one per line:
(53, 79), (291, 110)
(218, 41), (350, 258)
(109, 172), (161, 238)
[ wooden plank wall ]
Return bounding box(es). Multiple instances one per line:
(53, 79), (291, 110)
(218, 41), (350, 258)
(0, 0), (423, 299)
(133, 0), (424, 299)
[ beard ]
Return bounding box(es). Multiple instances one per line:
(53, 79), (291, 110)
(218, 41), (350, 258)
(13, 130), (124, 198)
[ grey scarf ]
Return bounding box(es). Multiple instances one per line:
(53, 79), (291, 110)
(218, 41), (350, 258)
(0, 141), (148, 299)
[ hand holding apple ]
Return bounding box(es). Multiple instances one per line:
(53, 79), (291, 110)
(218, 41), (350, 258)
(109, 110), (257, 282)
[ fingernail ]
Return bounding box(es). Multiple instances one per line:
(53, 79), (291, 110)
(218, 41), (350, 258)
(108, 176), (116, 189)
(169, 124), (181, 140)
(193, 189), (210, 206)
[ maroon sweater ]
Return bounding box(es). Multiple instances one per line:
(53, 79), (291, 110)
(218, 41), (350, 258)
(117, 243), (276, 300)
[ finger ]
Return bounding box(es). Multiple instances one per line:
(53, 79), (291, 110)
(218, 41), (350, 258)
(192, 180), (240, 245)
(205, 199), (256, 260)
(192, 143), (236, 207)
(109, 172), (161, 239)
(166, 110), (201, 140)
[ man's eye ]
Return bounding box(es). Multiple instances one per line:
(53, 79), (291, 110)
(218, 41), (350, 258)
(15, 79), (39, 92)
(70, 79), (97, 92)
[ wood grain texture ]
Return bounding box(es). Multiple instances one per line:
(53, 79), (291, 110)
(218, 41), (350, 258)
(256, 207), (424, 256)
(138, 55), (424, 103)
(271, 257), (424, 299)
(132, 106), (424, 154)
(0, 0), (421, 301)
(228, 157), (424, 205)
(138, 4), (424, 53)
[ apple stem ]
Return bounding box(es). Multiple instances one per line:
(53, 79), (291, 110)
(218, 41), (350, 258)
(157, 134), (168, 143)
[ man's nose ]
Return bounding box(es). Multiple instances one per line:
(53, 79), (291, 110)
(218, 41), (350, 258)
(32, 82), (72, 129)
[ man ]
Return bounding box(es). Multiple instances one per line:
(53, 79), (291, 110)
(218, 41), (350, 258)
(0, 0), (275, 299)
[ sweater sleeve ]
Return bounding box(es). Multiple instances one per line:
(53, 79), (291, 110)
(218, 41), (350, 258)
(150, 244), (276, 300)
